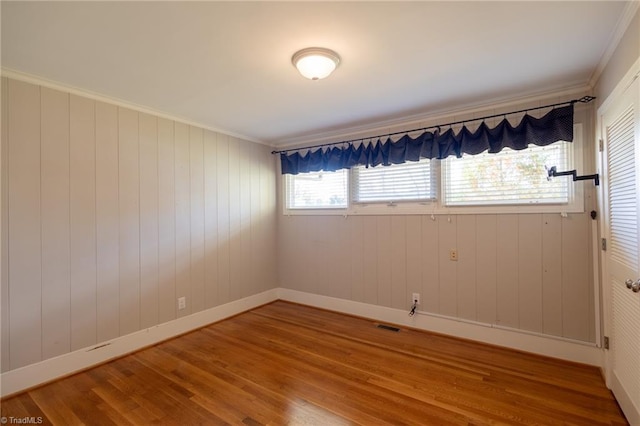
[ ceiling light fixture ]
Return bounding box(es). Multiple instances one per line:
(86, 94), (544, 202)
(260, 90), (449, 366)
(292, 47), (341, 80)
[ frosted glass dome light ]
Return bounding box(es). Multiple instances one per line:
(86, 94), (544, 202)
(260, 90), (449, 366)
(292, 47), (341, 80)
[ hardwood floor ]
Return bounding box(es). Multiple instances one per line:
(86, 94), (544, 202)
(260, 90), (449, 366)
(0, 301), (628, 425)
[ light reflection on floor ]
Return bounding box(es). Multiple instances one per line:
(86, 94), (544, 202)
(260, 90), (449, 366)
(285, 398), (352, 425)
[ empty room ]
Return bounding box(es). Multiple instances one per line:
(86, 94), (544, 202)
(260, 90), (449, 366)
(1, 1), (639, 425)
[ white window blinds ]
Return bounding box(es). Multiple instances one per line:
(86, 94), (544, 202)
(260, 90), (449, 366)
(443, 142), (572, 206)
(285, 170), (348, 209)
(352, 159), (434, 203)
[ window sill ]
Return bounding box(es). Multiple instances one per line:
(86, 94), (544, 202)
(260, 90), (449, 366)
(283, 200), (584, 216)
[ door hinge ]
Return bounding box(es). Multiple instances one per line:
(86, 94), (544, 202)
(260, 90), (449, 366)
(598, 138), (604, 152)
(604, 336), (610, 350)
(601, 238), (607, 251)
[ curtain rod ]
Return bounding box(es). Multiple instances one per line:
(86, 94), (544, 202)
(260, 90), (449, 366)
(271, 95), (595, 155)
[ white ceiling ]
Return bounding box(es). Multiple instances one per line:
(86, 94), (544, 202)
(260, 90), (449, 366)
(1, 1), (632, 147)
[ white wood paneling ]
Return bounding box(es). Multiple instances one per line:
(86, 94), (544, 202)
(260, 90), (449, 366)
(476, 214), (497, 325)
(376, 216), (393, 308)
(362, 216), (378, 305)
(238, 141), (252, 298)
(189, 126), (205, 313)
(315, 216), (332, 297)
(405, 216), (421, 310)
(1, 77), (10, 372)
(278, 210), (600, 346)
(278, 210), (596, 343)
(259, 148), (276, 293)
(228, 138), (242, 301)
(390, 216), (407, 310)
(438, 216), (457, 317)
(69, 94), (97, 351)
(562, 213), (591, 341)
(8, 79), (42, 368)
(298, 217), (312, 293)
(331, 216), (351, 300)
(518, 214), (543, 333)
(174, 122), (191, 317)
(216, 134), (231, 304)
(139, 113), (159, 328)
(310, 216), (326, 296)
(420, 216), (439, 313)
(542, 213), (563, 337)
(457, 215), (477, 321)
(203, 130), (218, 309)
(293, 217), (310, 293)
(1, 78), (278, 373)
(496, 215), (519, 328)
(95, 101), (120, 342)
(40, 87), (71, 359)
(157, 118), (176, 324)
(278, 216), (295, 291)
(249, 144), (261, 297)
(118, 108), (141, 334)
(292, 216), (310, 292)
(350, 216), (365, 303)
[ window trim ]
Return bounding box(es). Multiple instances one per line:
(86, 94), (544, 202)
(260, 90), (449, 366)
(284, 169), (349, 210)
(350, 158), (436, 209)
(282, 124), (584, 216)
(440, 124), (584, 214)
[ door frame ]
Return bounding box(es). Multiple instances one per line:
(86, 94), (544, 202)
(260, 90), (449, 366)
(596, 56), (640, 420)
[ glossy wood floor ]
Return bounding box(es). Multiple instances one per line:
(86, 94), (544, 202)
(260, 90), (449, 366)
(1, 301), (628, 425)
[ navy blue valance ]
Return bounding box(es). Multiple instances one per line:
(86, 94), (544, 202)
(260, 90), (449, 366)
(280, 104), (574, 175)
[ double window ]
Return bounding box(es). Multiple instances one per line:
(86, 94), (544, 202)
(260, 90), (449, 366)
(284, 125), (583, 214)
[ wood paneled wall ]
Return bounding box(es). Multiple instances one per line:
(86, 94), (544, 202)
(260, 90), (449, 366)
(279, 212), (596, 343)
(277, 97), (598, 345)
(0, 77), (277, 372)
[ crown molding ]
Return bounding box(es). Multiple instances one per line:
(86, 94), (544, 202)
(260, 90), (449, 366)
(597, 56), (640, 114)
(588, 0), (640, 89)
(0, 68), (270, 148)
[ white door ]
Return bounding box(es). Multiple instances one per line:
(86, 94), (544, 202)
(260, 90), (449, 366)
(600, 74), (640, 425)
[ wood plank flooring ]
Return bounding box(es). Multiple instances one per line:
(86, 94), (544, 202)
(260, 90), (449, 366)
(0, 301), (628, 425)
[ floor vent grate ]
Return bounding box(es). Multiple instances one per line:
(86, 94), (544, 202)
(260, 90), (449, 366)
(376, 324), (400, 332)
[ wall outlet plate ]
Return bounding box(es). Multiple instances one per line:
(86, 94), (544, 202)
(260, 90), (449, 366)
(412, 293), (420, 305)
(449, 249), (458, 261)
(178, 296), (186, 310)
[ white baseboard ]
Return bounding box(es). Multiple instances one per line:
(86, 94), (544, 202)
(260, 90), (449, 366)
(0, 289), (279, 398)
(611, 374), (640, 426)
(1, 287), (605, 398)
(277, 288), (603, 367)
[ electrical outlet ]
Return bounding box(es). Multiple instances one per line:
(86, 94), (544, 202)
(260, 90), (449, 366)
(449, 249), (458, 261)
(412, 293), (420, 305)
(178, 296), (186, 310)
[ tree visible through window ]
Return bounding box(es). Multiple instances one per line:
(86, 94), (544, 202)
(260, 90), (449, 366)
(443, 142), (571, 206)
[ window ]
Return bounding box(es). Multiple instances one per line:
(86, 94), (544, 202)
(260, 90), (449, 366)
(285, 169), (348, 209)
(283, 125), (582, 215)
(442, 142), (571, 206)
(352, 159), (435, 203)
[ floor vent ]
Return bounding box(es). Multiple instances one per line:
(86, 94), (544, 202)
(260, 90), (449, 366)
(376, 324), (400, 332)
